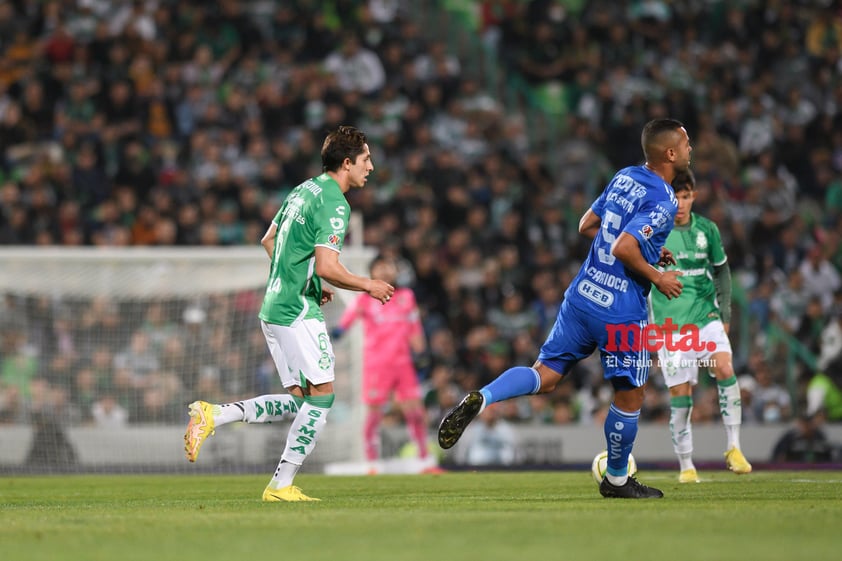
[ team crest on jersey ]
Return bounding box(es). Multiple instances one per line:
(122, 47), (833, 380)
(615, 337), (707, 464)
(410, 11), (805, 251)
(640, 224), (653, 239)
(695, 231), (707, 249)
(318, 353), (332, 370)
(327, 234), (341, 247)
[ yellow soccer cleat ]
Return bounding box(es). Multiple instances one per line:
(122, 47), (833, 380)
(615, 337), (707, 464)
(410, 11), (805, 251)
(184, 401), (215, 463)
(262, 485), (321, 502)
(679, 468), (700, 483)
(725, 447), (752, 474)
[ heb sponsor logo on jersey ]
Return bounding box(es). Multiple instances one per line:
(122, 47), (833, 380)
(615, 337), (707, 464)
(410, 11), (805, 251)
(605, 318), (716, 352)
(578, 265), (635, 308)
(578, 279), (614, 307)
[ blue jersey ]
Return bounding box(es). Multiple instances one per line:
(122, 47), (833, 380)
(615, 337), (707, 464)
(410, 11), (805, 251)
(565, 165), (678, 322)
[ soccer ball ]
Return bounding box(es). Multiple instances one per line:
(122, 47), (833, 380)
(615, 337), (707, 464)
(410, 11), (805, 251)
(591, 450), (637, 484)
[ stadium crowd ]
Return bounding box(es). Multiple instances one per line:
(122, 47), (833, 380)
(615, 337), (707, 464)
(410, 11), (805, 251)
(1, 0), (842, 434)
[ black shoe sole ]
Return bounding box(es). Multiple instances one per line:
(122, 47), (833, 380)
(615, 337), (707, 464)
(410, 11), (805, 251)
(437, 391), (483, 449)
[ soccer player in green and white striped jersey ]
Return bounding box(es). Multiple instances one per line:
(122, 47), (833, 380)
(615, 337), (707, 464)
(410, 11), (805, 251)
(649, 169), (752, 483)
(184, 126), (394, 501)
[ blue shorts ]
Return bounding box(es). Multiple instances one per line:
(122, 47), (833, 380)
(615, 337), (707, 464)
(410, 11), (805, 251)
(537, 299), (650, 391)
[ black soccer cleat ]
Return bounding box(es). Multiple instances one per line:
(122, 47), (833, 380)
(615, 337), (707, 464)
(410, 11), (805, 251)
(599, 476), (664, 499)
(437, 391), (484, 449)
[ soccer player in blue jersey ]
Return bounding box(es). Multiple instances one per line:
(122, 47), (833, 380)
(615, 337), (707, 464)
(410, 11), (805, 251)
(438, 119), (690, 498)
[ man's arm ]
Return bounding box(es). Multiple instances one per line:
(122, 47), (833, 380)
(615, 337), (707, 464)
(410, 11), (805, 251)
(261, 223), (277, 258)
(612, 233), (683, 299)
(578, 208), (601, 239)
(315, 246), (394, 304)
(713, 262), (732, 327)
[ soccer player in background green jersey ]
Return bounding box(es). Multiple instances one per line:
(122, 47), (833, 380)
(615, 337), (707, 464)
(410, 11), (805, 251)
(649, 169), (752, 483)
(184, 126), (395, 501)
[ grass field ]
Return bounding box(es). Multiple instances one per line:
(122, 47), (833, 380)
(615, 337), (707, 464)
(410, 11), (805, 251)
(2, 470), (841, 561)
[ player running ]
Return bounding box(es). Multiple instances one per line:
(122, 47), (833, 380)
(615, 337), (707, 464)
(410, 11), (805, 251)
(649, 169), (752, 483)
(438, 119), (690, 499)
(184, 126), (394, 501)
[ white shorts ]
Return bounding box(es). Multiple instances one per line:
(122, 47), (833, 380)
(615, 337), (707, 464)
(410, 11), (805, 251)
(261, 319), (335, 389)
(657, 320), (732, 388)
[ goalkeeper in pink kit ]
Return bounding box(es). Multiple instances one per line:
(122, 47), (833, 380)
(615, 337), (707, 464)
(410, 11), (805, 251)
(335, 255), (432, 468)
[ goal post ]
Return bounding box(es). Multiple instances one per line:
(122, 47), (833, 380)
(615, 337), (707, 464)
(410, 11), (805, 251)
(0, 242), (375, 473)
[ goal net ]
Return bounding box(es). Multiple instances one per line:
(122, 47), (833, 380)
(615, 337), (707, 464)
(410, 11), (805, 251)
(0, 242), (375, 474)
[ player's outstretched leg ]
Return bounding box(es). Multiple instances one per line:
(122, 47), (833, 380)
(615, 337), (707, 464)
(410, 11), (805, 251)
(184, 395), (301, 463)
(437, 391), (484, 449)
(439, 366), (542, 449)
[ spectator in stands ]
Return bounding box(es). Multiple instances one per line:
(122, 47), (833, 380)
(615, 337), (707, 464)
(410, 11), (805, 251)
(460, 404), (519, 466)
(799, 245), (842, 313)
(323, 33), (386, 96)
(806, 368), (842, 423)
(91, 394), (129, 427)
(750, 358), (793, 424)
(771, 412), (835, 463)
(112, 329), (160, 418)
(771, 269), (810, 333)
(423, 363), (461, 427)
(73, 345), (115, 421)
(0, 326), (38, 411)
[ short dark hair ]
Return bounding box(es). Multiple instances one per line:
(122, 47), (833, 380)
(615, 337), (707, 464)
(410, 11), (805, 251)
(641, 118), (685, 162)
(671, 169), (696, 193)
(321, 126), (368, 172)
(369, 254), (394, 274)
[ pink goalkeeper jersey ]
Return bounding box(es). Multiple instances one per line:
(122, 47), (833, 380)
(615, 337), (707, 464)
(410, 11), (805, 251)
(338, 287), (422, 378)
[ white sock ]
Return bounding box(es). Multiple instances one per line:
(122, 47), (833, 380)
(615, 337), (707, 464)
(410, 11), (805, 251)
(717, 377), (742, 450)
(213, 403), (244, 426)
(678, 452), (695, 472)
(606, 473), (628, 486)
(241, 394), (300, 423)
(214, 394), (301, 426)
(670, 401), (694, 471)
(271, 460), (301, 489)
(269, 396), (332, 489)
(725, 424), (741, 451)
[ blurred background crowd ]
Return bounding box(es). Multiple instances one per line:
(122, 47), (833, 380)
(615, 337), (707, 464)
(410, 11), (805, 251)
(2, 0), (842, 443)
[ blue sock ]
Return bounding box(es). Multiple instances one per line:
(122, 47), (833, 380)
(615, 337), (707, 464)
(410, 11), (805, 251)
(479, 366), (541, 405)
(604, 403), (640, 477)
